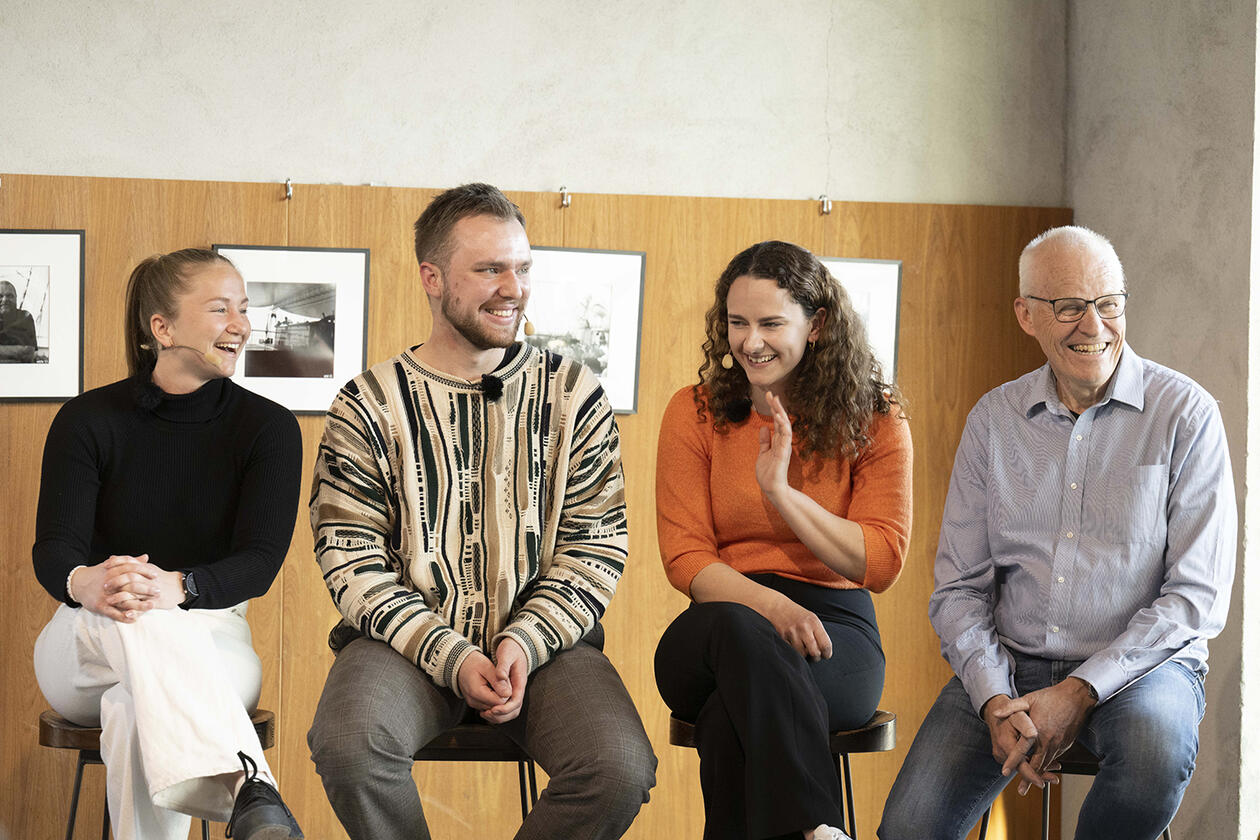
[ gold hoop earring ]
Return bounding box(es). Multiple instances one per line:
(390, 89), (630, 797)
(808, 340), (816, 352)
(720, 353), (734, 370)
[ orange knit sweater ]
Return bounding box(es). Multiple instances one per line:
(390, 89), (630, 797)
(656, 385), (913, 596)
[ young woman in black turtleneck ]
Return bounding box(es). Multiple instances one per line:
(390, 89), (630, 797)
(32, 249), (304, 840)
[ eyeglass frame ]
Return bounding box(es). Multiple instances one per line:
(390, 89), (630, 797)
(1022, 292), (1128, 323)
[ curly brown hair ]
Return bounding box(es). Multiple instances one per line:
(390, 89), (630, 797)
(694, 240), (901, 460)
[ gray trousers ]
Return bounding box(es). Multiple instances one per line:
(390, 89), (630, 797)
(308, 635), (657, 840)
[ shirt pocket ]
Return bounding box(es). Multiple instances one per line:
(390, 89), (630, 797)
(1103, 464), (1168, 544)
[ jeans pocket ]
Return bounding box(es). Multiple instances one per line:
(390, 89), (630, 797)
(1169, 660), (1207, 720)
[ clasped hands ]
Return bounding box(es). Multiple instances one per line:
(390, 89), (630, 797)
(69, 555), (185, 622)
(457, 637), (529, 724)
(982, 677), (1097, 795)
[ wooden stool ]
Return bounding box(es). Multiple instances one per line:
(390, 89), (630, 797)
(413, 721), (540, 821)
(976, 741), (1172, 840)
(669, 709), (897, 839)
(38, 708), (276, 840)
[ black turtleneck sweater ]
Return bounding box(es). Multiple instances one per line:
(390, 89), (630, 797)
(33, 376), (302, 610)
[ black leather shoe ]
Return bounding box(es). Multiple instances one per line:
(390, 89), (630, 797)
(226, 751), (304, 839)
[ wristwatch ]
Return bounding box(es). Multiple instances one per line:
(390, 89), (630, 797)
(1082, 679), (1099, 703)
(180, 570), (201, 605)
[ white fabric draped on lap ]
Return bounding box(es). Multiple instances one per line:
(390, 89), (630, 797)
(34, 603), (273, 840)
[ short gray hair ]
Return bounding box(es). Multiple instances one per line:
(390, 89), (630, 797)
(1018, 225), (1124, 296)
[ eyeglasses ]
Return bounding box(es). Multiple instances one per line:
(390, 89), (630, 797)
(1024, 292), (1128, 323)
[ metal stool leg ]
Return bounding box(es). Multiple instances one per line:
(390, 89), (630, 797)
(527, 760), (538, 807)
(1041, 784), (1050, 840)
(201, 818), (210, 839)
(977, 807), (990, 840)
(65, 751), (88, 840)
(841, 753), (857, 838)
(517, 760), (530, 821)
(99, 791), (109, 840)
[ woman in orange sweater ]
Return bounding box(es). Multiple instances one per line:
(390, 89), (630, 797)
(654, 241), (912, 840)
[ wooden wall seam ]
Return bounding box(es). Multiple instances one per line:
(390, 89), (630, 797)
(0, 173), (1069, 840)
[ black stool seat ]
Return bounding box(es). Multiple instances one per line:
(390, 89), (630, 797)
(414, 721), (540, 821)
(669, 710), (897, 839)
(39, 708), (276, 840)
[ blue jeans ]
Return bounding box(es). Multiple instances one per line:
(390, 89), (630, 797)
(878, 654), (1205, 840)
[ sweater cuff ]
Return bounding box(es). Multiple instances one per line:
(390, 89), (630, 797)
(495, 611), (576, 675)
(858, 523), (901, 592)
(424, 631), (477, 696)
(64, 565), (86, 607)
(666, 551), (720, 597)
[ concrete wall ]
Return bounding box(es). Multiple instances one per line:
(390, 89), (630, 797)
(1065, 2), (1257, 838)
(1, 0), (1065, 205)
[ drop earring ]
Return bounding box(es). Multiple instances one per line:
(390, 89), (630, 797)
(720, 353), (734, 370)
(523, 316), (536, 337)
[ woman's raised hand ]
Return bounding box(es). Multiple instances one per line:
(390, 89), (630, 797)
(755, 391), (794, 502)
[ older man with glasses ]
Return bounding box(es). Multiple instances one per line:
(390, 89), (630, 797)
(878, 226), (1236, 840)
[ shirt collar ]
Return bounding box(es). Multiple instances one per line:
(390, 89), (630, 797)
(1022, 343), (1144, 417)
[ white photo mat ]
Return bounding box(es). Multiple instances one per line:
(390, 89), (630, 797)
(520, 247), (646, 413)
(819, 257), (902, 381)
(0, 229), (83, 400)
(213, 245), (369, 413)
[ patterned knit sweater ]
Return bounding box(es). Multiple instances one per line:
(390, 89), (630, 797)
(311, 342), (628, 692)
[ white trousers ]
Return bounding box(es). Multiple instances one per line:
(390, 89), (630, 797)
(34, 603), (275, 840)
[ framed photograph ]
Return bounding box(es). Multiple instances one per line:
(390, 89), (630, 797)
(819, 257), (902, 381)
(520, 246), (646, 414)
(212, 244), (369, 413)
(0, 229), (84, 401)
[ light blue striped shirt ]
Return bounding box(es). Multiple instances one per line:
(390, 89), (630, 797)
(930, 346), (1236, 711)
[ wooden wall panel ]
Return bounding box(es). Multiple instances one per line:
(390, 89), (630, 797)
(1, 172), (1069, 840)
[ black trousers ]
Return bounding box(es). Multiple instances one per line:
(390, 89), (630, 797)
(655, 574), (885, 840)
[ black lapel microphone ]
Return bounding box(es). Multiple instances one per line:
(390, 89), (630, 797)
(481, 374), (504, 402)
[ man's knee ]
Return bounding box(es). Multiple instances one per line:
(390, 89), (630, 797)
(307, 639), (451, 783)
(1090, 665), (1202, 790)
(308, 695), (414, 782)
(553, 727), (658, 812)
(1095, 718), (1198, 794)
(878, 680), (1000, 840)
(592, 733), (658, 811)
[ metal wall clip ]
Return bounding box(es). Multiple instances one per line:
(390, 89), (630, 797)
(819, 194), (832, 215)
(559, 186), (571, 208)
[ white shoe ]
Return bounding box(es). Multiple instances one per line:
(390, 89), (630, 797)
(811, 825), (854, 840)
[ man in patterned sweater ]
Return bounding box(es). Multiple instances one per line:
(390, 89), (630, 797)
(308, 183), (656, 840)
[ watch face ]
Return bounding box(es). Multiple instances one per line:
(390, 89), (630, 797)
(184, 571), (200, 597)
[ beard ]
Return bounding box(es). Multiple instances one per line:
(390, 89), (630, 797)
(441, 295), (521, 351)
